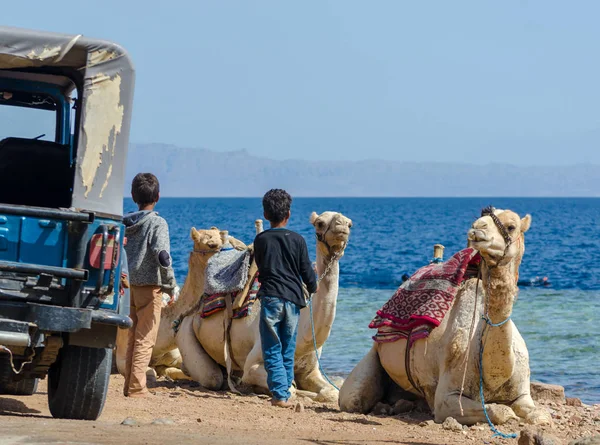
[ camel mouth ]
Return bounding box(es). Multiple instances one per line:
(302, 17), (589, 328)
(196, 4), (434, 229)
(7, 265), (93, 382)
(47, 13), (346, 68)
(467, 229), (489, 244)
(329, 236), (349, 249)
(467, 237), (493, 252)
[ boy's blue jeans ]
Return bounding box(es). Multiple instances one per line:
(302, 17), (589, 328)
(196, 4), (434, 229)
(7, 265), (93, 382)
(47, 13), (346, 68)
(259, 296), (301, 402)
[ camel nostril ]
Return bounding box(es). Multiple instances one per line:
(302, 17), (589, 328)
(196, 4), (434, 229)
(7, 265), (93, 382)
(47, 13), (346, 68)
(207, 242), (218, 249)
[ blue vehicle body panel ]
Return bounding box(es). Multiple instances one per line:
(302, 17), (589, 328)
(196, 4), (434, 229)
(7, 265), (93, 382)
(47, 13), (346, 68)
(20, 218), (66, 267)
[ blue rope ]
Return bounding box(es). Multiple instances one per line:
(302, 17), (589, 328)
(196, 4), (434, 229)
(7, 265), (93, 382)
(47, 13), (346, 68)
(478, 318), (517, 440)
(482, 315), (512, 327)
(308, 299), (339, 391)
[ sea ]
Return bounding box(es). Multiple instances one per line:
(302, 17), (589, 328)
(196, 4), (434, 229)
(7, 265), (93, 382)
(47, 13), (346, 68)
(125, 197), (600, 404)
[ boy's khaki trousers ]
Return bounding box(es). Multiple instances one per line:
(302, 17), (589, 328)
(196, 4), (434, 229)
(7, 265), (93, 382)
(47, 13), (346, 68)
(124, 285), (162, 397)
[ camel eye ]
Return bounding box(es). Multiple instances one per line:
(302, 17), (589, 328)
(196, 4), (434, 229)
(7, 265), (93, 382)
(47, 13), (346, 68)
(508, 225), (516, 232)
(317, 221), (325, 228)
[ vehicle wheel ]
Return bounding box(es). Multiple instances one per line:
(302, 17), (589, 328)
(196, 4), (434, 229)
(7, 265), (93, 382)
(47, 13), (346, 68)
(48, 345), (111, 420)
(0, 355), (38, 395)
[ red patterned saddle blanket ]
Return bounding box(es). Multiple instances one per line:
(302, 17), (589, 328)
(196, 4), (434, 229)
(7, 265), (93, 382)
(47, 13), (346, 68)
(370, 248), (480, 343)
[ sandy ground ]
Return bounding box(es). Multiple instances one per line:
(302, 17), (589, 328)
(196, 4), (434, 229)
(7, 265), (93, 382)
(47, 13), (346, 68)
(1, 375), (599, 445)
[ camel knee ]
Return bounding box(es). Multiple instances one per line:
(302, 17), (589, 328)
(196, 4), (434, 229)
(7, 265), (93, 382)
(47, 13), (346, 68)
(339, 346), (386, 414)
(176, 316), (223, 390)
(241, 362), (267, 390)
(339, 386), (372, 414)
(163, 367), (192, 381)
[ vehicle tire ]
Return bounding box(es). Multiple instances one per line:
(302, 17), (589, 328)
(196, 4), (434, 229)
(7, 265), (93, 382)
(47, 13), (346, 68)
(47, 345), (111, 420)
(0, 355), (38, 395)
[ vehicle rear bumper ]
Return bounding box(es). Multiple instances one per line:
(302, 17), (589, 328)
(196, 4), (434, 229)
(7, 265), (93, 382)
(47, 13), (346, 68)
(0, 301), (132, 334)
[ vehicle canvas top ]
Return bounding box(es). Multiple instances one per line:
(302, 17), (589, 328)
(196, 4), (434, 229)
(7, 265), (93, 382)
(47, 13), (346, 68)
(0, 26), (135, 218)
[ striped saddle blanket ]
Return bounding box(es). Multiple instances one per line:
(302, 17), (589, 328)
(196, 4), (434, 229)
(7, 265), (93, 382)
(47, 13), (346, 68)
(200, 273), (260, 319)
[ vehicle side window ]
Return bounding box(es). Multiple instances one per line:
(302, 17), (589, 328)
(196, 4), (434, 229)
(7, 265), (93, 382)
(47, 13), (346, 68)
(0, 91), (56, 142)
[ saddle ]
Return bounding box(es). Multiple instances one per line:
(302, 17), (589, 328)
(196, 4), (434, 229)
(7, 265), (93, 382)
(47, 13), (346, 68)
(200, 246), (260, 320)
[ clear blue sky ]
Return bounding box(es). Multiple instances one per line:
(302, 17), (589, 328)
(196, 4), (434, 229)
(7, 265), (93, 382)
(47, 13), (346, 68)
(7, 1), (600, 165)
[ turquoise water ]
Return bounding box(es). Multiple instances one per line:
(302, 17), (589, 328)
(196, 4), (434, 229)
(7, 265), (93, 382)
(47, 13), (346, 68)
(323, 287), (599, 404)
(124, 197), (600, 403)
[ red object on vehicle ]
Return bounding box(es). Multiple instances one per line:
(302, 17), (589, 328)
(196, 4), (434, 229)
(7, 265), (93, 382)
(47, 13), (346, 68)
(89, 234), (120, 269)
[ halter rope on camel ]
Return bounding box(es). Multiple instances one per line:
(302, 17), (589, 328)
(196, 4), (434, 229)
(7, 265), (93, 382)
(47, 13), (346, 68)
(458, 206), (517, 440)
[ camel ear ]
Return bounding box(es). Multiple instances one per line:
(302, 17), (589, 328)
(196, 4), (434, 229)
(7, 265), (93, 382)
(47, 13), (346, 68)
(310, 212), (318, 225)
(191, 227), (200, 241)
(210, 226), (218, 231)
(520, 214), (532, 233)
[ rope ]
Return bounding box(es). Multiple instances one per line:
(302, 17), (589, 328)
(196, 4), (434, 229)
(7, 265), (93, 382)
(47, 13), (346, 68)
(478, 326), (517, 440)
(477, 262), (517, 440)
(0, 345), (34, 375)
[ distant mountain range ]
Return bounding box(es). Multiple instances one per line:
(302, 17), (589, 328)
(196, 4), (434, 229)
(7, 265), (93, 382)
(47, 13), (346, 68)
(125, 143), (600, 197)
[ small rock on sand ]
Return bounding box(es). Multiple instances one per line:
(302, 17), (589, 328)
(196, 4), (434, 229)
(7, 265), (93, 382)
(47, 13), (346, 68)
(419, 420), (435, 427)
(442, 417), (463, 432)
(294, 402), (304, 413)
(569, 436), (600, 445)
(121, 417), (137, 426)
(530, 382), (566, 404)
(372, 402), (392, 416)
(393, 399), (416, 415)
(567, 398), (584, 407)
(518, 427), (562, 445)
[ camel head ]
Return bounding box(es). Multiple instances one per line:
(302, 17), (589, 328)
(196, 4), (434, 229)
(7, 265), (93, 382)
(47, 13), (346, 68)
(190, 227), (224, 254)
(467, 207), (531, 269)
(310, 211), (352, 257)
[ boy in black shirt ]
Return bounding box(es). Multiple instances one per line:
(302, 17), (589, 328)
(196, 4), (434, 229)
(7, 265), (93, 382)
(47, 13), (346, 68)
(254, 189), (317, 408)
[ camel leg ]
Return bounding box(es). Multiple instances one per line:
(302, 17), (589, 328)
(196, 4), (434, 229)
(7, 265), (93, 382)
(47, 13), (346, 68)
(339, 345), (387, 414)
(434, 390), (519, 425)
(114, 327), (129, 376)
(241, 343), (270, 395)
(152, 350), (193, 381)
(511, 394), (552, 425)
(155, 365), (193, 381)
(175, 315), (223, 390)
(294, 349), (338, 403)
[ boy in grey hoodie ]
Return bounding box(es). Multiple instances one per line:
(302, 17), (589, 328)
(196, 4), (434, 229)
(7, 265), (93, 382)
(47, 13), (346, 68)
(123, 173), (176, 397)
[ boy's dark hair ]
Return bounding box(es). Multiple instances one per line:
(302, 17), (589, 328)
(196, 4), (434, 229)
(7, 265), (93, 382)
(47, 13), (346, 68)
(131, 173), (160, 206)
(262, 189), (292, 224)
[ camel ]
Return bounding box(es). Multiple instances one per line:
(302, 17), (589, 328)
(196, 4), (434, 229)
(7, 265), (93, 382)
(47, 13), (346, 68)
(115, 226), (240, 380)
(339, 207), (552, 427)
(176, 211), (352, 402)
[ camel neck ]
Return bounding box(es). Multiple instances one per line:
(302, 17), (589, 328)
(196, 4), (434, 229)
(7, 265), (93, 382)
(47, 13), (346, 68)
(310, 247), (340, 335)
(167, 251), (212, 319)
(481, 261), (518, 324)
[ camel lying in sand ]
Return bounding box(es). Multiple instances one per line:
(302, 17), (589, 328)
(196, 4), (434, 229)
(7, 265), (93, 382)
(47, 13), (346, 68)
(339, 207), (551, 426)
(115, 226), (248, 380)
(176, 211), (352, 402)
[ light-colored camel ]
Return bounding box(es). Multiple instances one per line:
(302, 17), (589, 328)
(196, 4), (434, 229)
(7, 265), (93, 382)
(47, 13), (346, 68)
(176, 211), (352, 402)
(115, 227), (233, 380)
(339, 208), (552, 426)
